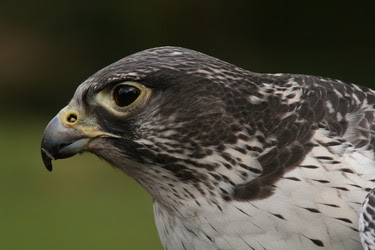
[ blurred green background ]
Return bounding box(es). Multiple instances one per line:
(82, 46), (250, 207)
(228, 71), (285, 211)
(1, 0), (374, 249)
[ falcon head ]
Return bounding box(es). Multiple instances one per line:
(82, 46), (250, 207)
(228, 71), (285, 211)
(41, 46), (375, 249)
(41, 46), (287, 204)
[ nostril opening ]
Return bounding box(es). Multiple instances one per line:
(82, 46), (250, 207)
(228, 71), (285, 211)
(67, 113), (78, 124)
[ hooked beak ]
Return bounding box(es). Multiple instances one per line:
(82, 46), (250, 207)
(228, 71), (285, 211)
(41, 115), (90, 171)
(41, 107), (121, 172)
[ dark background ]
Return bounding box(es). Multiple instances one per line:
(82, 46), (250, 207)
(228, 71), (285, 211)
(1, 1), (374, 249)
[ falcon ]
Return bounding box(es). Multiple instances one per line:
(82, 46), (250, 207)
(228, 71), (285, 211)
(41, 46), (375, 249)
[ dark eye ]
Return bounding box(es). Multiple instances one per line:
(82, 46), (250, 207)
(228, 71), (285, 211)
(113, 85), (141, 107)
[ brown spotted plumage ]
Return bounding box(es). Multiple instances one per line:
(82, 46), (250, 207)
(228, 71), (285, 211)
(41, 47), (375, 249)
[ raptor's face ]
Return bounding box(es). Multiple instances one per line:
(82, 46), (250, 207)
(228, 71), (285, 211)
(41, 47), (241, 178)
(41, 81), (151, 171)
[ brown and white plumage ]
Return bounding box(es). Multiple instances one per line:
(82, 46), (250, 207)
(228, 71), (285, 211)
(360, 188), (375, 249)
(41, 47), (375, 249)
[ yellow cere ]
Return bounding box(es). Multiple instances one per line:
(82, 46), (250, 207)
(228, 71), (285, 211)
(58, 106), (121, 139)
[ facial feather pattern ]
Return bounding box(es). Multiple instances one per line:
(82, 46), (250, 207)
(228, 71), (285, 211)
(41, 47), (375, 249)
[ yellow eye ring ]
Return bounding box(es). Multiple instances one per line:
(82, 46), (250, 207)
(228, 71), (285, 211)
(94, 82), (151, 117)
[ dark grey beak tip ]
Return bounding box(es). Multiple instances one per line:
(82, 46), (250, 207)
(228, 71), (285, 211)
(41, 114), (89, 172)
(41, 148), (53, 172)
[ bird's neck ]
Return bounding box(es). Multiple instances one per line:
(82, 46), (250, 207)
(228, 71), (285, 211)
(149, 142), (373, 249)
